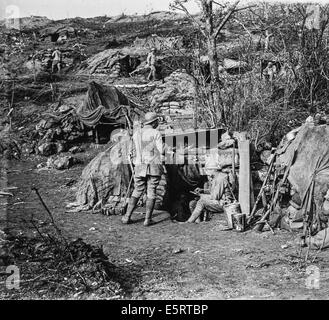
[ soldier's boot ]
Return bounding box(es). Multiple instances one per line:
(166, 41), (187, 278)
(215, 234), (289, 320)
(121, 197), (139, 224)
(144, 198), (156, 226)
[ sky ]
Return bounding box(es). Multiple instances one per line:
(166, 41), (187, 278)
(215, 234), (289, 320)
(1, 0), (329, 20)
(0, 0), (200, 20)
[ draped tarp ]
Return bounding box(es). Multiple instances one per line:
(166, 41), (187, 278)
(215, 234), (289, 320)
(76, 81), (142, 127)
(276, 124), (329, 247)
(66, 135), (132, 212)
(277, 124), (329, 205)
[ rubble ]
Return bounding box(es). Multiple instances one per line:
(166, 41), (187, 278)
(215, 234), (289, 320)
(34, 110), (84, 155)
(133, 34), (183, 51)
(0, 127), (21, 160)
(46, 155), (80, 170)
(69, 146), (84, 154)
(37, 142), (58, 156)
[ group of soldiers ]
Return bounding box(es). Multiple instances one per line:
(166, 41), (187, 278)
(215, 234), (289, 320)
(121, 112), (234, 227)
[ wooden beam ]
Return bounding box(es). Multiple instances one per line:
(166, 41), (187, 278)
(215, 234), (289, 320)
(238, 138), (251, 216)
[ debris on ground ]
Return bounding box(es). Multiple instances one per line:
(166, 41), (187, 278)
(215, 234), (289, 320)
(172, 248), (184, 254)
(0, 127), (21, 160)
(46, 155), (81, 170)
(0, 235), (124, 299)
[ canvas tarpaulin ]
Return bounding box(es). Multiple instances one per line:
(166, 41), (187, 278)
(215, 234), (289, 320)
(277, 124), (329, 205)
(76, 81), (142, 127)
(66, 134), (132, 212)
(277, 124), (329, 248)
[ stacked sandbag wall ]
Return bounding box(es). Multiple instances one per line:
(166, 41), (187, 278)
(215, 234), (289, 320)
(150, 69), (196, 116)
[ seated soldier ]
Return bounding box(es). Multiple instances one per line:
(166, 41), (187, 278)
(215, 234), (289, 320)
(187, 159), (234, 223)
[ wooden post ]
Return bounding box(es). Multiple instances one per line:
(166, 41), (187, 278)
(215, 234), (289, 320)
(250, 172), (255, 209)
(238, 136), (251, 216)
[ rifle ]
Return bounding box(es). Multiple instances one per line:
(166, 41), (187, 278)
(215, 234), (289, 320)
(253, 148), (296, 232)
(247, 152), (276, 224)
(301, 181), (315, 246)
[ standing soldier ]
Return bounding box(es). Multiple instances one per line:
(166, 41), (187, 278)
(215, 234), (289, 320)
(51, 47), (62, 73)
(121, 112), (164, 226)
(146, 47), (157, 81)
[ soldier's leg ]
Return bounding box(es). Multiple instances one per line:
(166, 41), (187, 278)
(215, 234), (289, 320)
(147, 68), (152, 81)
(121, 176), (146, 224)
(189, 199), (201, 223)
(144, 175), (161, 226)
(151, 66), (156, 80)
(203, 200), (224, 213)
(202, 200), (224, 221)
(187, 198), (207, 223)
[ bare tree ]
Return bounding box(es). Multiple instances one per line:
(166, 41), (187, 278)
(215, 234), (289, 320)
(170, 0), (253, 126)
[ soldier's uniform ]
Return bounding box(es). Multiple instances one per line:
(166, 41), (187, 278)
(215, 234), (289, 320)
(122, 112), (163, 226)
(146, 48), (156, 81)
(130, 123), (163, 200)
(52, 48), (62, 73)
(187, 164), (233, 223)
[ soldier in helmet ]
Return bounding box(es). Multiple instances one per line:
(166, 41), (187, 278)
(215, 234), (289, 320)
(187, 159), (234, 223)
(51, 47), (62, 73)
(121, 112), (164, 226)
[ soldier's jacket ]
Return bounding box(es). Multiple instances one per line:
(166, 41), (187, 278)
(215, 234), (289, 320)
(131, 124), (163, 177)
(208, 172), (233, 203)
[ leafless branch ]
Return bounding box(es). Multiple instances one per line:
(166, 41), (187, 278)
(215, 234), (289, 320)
(233, 18), (252, 37)
(214, 0), (240, 39)
(171, 0), (207, 37)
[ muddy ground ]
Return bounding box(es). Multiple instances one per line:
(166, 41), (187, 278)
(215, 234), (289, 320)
(1, 146), (329, 300)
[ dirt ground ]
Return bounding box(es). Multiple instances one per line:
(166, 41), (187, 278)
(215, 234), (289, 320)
(2, 147), (329, 300)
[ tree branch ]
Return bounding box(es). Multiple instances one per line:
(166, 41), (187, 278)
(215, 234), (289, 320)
(213, 0), (240, 39)
(171, 1), (207, 37)
(234, 4), (257, 12)
(233, 18), (252, 38)
(212, 1), (225, 9)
